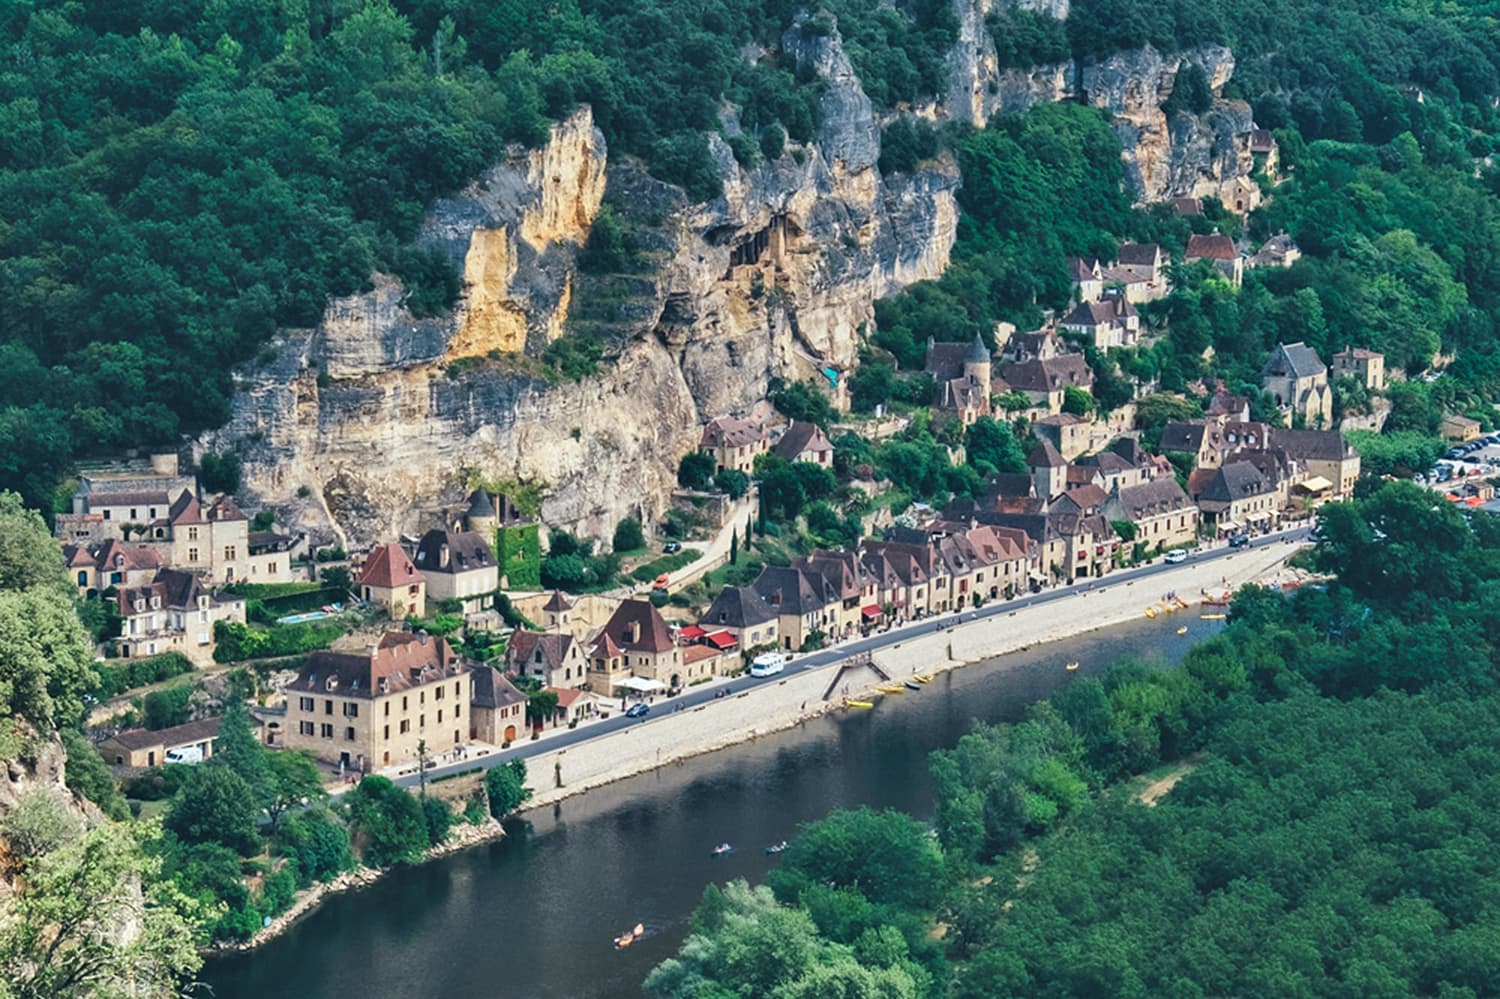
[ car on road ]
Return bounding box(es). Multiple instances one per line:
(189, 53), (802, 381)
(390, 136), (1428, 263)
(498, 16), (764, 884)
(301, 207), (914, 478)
(625, 703), (650, 718)
(1228, 534), (1250, 549)
(663, 541), (682, 554)
(1164, 549), (1188, 564)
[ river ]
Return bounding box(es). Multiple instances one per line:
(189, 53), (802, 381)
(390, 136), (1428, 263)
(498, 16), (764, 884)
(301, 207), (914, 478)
(202, 615), (1216, 999)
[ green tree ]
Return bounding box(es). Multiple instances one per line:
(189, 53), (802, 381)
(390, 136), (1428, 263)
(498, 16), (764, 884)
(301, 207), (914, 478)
(198, 452), (242, 495)
(263, 750), (326, 834)
(142, 685), (193, 731)
(485, 759), (532, 818)
(165, 767), (260, 855)
(0, 819), (203, 998)
(347, 776), (429, 867)
(714, 468), (751, 499)
(280, 808), (354, 886)
(421, 796), (454, 847)
(612, 517), (646, 553)
(677, 452), (716, 490)
(769, 808), (946, 911)
(58, 728), (129, 821)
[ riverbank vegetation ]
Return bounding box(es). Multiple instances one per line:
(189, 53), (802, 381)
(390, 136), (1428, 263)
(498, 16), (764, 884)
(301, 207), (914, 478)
(648, 482), (1500, 996)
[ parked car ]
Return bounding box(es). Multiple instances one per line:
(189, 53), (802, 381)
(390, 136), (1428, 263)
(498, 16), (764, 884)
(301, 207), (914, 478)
(750, 652), (787, 677)
(1228, 534), (1250, 549)
(663, 541), (682, 554)
(625, 703), (650, 718)
(1164, 549), (1188, 564)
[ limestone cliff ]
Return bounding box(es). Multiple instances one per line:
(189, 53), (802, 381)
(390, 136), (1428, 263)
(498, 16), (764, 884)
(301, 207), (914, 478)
(948, 2), (1256, 203)
(208, 26), (960, 548)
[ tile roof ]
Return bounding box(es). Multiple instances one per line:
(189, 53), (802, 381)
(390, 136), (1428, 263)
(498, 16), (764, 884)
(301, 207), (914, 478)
(772, 421), (834, 462)
(1200, 461), (1274, 503)
(1028, 440), (1066, 468)
(358, 542), (426, 589)
(472, 667), (526, 709)
(1110, 478), (1194, 520)
(1115, 243), (1161, 267)
(507, 631), (578, 671)
(599, 599), (675, 654)
(412, 529), (496, 576)
(541, 590), (574, 613)
(294, 632), (465, 699)
(701, 415), (767, 450)
(753, 565), (838, 615)
(1159, 421), (1209, 454)
(105, 716), (221, 751)
(88, 490), (173, 509)
(205, 496), (248, 523)
(998, 355), (1094, 393)
(702, 585), (778, 630)
(1186, 234), (1238, 261)
(1172, 197), (1203, 216)
(1262, 342), (1326, 381)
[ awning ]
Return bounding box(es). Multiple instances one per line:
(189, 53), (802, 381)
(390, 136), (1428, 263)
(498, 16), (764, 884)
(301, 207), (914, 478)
(1295, 475), (1333, 493)
(704, 630), (738, 650)
(862, 604), (883, 619)
(1218, 520), (1240, 531)
(678, 625), (706, 640)
(618, 677), (665, 692)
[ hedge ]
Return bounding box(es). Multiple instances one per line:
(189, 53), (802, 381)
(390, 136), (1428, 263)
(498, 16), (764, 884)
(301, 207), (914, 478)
(93, 652), (196, 698)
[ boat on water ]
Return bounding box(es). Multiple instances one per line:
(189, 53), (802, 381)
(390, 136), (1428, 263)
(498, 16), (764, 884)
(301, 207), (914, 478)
(1201, 613), (1226, 620)
(614, 923), (645, 949)
(1064, 661), (1080, 672)
(1176, 626), (1188, 635)
(904, 680), (922, 691)
(1144, 606), (1158, 619)
(711, 843), (733, 857)
(765, 841), (788, 855)
(913, 674), (932, 683)
(845, 699), (874, 709)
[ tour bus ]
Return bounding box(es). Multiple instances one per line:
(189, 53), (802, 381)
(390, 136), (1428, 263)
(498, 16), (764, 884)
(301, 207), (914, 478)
(750, 652), (787, 678)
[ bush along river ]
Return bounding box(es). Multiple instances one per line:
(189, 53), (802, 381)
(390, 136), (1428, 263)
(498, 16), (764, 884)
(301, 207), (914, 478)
(202, 615), (1218, 999)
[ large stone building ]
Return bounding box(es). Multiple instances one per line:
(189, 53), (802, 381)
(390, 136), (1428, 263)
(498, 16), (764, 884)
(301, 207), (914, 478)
(1331, 346), (1386, 391)
(282, 632), (472, 771)
(1261, 342), (1333, 428)
(114, 568), (245, 664)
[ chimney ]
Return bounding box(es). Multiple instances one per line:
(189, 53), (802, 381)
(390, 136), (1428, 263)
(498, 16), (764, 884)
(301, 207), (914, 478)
(365, 642), (379, 659)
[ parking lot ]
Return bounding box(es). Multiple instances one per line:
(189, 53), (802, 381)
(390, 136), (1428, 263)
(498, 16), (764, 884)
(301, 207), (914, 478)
(1415, 434), (1500, 490)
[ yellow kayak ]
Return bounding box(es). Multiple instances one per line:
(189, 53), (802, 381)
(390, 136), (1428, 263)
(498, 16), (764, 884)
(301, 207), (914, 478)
(1065, 661), (1080, 671)
(845, 699), (874, 709)
(914, 674), (933, 683)
(1144, 606), (1158, 618)
(1201, 613), (1226, 620)
(1176, 626), (1188, 635)
(877, 684), (905, 694)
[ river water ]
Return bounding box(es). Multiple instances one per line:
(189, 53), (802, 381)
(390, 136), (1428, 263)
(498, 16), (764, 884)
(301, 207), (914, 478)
(202, 616), (1214, 999)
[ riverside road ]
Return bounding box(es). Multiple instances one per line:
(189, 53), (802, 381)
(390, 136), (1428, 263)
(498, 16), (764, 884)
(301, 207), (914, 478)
(394, 525), (1313, 791)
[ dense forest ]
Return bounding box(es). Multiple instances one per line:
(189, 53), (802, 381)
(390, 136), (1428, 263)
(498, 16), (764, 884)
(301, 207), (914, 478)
(647, 481), (1500, 997)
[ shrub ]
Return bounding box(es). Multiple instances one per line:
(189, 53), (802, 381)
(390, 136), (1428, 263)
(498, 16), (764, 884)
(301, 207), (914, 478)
(485, 760), (532, 818)
(613, 517), (646, 552)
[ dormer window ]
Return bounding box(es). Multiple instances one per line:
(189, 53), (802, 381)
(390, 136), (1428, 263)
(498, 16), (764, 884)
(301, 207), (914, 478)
(149, 596), (161, 609)
(134, 598), (145, 612)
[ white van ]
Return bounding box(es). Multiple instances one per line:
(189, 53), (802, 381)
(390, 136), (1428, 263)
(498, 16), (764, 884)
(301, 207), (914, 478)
(164, 746), (205, 765)
(750, 652), (787, 678)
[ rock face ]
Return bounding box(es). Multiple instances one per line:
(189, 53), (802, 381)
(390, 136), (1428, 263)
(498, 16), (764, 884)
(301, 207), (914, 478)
(947, 2), (1255, 203)
(209, 27), (960, 548)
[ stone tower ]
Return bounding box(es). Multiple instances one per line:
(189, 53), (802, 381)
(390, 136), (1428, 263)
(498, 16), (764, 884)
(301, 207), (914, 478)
(964, 334), (992, 390)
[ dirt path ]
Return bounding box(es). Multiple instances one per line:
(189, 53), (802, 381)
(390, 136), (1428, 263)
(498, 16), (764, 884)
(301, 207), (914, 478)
(1136, 761), (1198, 806)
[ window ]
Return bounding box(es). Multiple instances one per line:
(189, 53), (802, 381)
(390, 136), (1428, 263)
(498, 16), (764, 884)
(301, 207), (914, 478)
(455, 703), (461, 718)
(299, 721), (314, 736)
(299, 697), (314, 712)
(344, 703), (359, 718)
(383, 725), (390, 739)
(437, 709), (443, 723)
(420, 691), (425, 704)
(187, 548), (199, 562)
(419, 714), (426, 728)
(400, 720), (410, 734)
(402, 696), (408, 711)
(130, 508), (137, 520)
(103, 510), (111, 520)
(324, 700), (333, 715)
(435, 686), (444, 701)
(345, 727), (355, 741)
(454, 681), (461, 697)
(188, 527), (198, 541)
(268, 561), (278, 575)
(224, 545), (237, 561)
(320, 723), (333, 739)
(384, 702), (390, 717)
